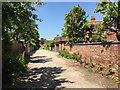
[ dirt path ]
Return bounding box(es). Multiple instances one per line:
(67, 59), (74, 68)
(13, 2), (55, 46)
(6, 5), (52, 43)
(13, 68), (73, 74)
(13, 49), (118, 89)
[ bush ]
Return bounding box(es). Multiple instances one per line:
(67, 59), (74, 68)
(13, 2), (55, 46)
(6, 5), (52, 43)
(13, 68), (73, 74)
(59, 49), (70, 58)
(59, 49), (80, 60)
(64, 50), (70, 58)
(71, 53), (79, 60)
(45, 47), (50, 50)
(3, 52), (27, 84)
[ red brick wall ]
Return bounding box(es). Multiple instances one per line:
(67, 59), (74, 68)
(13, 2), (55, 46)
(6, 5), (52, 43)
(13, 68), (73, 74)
(10, 40), (24, 58)
(10, 40), (33, 58)
(64, 43), (119, 70)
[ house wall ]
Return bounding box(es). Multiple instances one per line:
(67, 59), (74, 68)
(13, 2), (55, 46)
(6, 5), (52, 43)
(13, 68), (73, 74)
(104, 31), (118, 41)
(54, 42), (66, 52)
(63, 42), (120, 70)
(89, 16), (118, 41)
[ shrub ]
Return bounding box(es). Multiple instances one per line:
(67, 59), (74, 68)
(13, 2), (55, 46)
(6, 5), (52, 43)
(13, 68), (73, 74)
(64, 50), (70, 58)
(59, 50), (80, 60)
(58, 50), (64, 56)
(59, 49), (70, 58)
(71, 53), (79, 60)
(45, 47), (50, 50)
(77, 54), (82, 62)
(58, 50), (62, 55)
(3, 52), (27, 84)
(90, 63), (95, 68)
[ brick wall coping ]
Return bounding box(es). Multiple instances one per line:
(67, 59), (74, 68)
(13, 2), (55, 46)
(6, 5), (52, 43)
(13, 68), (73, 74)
(65, 41), (120, 46)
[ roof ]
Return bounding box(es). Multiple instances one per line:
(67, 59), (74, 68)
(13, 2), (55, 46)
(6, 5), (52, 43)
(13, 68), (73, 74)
(88, 21), (102, 31)
(54, 37), (69, 43)
(93, 23), (101, 31)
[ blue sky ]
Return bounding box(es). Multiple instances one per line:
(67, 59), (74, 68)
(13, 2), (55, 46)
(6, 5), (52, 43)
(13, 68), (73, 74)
(34, 2), (103, 40)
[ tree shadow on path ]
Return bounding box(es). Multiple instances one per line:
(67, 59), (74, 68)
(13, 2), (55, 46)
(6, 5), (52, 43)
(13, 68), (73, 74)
(27, 50), (37, 56)
(30, 57), (52, 63)
(13, 67), (74, 89)
(31, 56), (46, 59)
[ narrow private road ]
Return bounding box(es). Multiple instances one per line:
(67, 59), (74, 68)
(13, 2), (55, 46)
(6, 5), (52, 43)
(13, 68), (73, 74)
(14, 49), (118, 89)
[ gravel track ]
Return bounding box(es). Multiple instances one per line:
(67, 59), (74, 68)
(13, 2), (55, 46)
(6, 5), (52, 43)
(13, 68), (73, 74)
(13, 49), (118, 89)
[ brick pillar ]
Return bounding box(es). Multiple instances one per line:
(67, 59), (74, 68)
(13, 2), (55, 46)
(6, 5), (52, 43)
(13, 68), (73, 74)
(55, 44), (57, 52)
(59, 43), (62, 51)
(62, 43), (64, 50)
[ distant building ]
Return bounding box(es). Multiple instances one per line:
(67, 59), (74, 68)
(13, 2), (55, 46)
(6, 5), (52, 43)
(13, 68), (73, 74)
(54, 16), (118, 52)
(88, 16), (118, 42)
(40, 39), (49, 49)
(54, 37), (68, 52)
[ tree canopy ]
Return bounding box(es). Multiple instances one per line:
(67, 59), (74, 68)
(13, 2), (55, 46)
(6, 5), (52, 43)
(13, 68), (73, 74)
(47, 40), (54, 47)
(94, 1), (120, 41)
(40, 38), (45, 45)
(61, 4), (95, 44)
(2, 2), (44, 47)
(2, 2), (44, 84)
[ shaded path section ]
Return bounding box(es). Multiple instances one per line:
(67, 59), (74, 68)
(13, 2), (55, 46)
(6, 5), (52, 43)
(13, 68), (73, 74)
(13, 49), (118, 89)
(15, 67), (73, 89)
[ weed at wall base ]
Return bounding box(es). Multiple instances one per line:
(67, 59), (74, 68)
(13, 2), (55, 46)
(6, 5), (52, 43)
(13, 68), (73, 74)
(58, 49), (118, 82)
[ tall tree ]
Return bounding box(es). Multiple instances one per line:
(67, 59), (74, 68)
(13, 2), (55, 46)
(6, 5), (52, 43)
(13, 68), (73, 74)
(48, 40), (54, 47)
(40, 38), (45, 45)
(2, 2), (44, 49)
(62, 4), (89, 44)
(94, 0), (120, 41)
(2, 2), (44, 84)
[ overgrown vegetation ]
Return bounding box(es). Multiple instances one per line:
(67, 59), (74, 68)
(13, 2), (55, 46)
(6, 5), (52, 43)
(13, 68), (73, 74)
(61, 1), (120, 44)
(45, 47), (50, 50)
(58, 49), (119, 82)
(59, 49), (79, 60)
(61, 4), (107, 44)
(59, 49), (70, 59)
(47, 40), (54, 48)
(61, 4), (89, 44)
(43, 40), (54, 51)
(2, 52), (30, 84)
(2, 2), (44, 85)
(94, 1), (120, 41)
(40, 38), (45, 45)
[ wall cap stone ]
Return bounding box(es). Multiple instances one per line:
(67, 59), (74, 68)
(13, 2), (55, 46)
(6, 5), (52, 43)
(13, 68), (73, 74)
(65, 41), (120, 46)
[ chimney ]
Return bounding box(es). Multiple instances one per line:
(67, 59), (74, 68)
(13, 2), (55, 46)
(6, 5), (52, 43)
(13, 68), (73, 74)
(91, 16), (95, 23)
